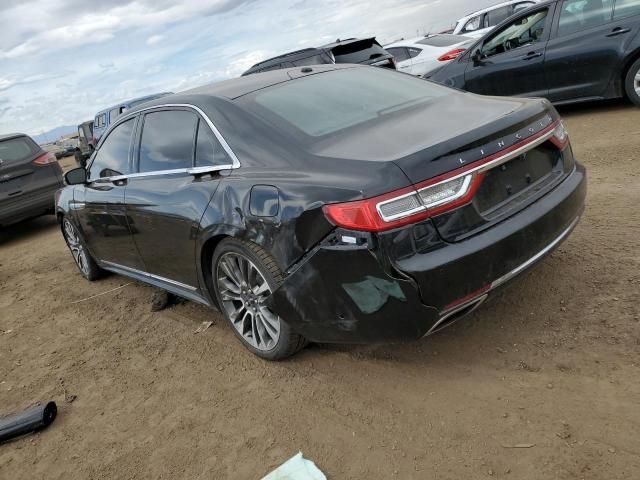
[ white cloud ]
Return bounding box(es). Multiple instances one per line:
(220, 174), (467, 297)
(146, 34), (164, 46)
(0, 0), (498, 136)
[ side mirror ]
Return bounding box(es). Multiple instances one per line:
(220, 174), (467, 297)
(472, 49), (484, 65)
(64, 167), (87, 185)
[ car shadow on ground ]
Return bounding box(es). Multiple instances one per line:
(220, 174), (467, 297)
(0, 215), (59, 247)
(556, 97), (632, 117)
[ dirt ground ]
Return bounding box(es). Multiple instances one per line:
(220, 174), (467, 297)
(1, 102), (639, 479)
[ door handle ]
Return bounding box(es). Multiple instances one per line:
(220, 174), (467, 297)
(606, 27), (631, 37)
(523, 52), (543, 60)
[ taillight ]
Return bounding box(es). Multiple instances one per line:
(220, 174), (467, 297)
(323, 119), (568, 233)
(323, 172), (485, 232)
(437, 48), (466, 62)
(550, 121), (569, 149)
(32, 152), (57, 166)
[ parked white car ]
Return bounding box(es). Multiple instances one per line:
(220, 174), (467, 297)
(385, 34), (475, 77)
(451, 0), (539, 38)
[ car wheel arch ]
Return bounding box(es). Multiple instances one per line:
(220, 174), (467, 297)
(622, 50), (640, 88)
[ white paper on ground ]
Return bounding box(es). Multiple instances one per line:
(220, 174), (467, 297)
(261, 452), (327, 480)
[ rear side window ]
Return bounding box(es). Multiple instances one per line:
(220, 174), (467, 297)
(331, 41), (388, 64)
(95, 113), (107, 128)
(109, 107), (121, 123)
(408, 47), (422, 58)
(558, 0), (614, 36)
(248, 67), (447, 138)
(614, 0), (640, 18)
(89, 119), (134, 180)
(138, 110), (197, 173)
(195, 120), (232, 167)
(387, 47), (410, 62)
(0, 137), (36, 165)
(418, 34), (469, 47)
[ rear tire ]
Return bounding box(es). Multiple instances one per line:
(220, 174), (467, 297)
(62, 217), (103, 281)
(624, 58), (640, 106)
(211, 238), (306, 360)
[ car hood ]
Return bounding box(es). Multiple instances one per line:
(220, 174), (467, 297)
(309, 91), (556, 183)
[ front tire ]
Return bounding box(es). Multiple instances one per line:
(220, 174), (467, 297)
(62, 217), (103, 281)
(212, 238), (306, 360)
(624, 58), (640, 106)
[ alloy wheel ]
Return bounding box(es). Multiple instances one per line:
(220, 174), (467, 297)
(63, 219), (90, 276)
(635, 70), (640, 97)
(216, 252), (280, 351)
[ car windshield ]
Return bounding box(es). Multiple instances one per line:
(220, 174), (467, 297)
(247, 68), (448, 138)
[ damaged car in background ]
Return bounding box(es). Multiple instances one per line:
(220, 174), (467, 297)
(56, 65), (586, 359)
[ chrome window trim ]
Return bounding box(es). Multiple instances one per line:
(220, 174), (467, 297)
(90, 102), (241, 180)
(102, 261), (197, 291)
(94, 164), (235, 183)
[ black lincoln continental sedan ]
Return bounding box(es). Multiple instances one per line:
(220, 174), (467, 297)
(57, 65), (586, 359)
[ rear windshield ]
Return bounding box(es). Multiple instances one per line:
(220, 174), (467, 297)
(246, 67), (448, 138)
(0, 137), (36, 165)
(331, 40), (389, 64)
(417, 34), (470, 47)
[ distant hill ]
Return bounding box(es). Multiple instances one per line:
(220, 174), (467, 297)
(32, 125), (77, 145)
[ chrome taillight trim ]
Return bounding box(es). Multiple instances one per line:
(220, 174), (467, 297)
(376, 191), (425, 222)
(418, 173), (473, 209)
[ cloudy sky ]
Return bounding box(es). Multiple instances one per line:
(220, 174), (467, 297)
(0, 0), (496, 137)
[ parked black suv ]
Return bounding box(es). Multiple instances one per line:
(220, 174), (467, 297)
(242, 37), (396, 75)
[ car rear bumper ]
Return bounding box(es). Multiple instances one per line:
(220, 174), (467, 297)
(267, 164), (586, 344)
(0, 186), (60, 226)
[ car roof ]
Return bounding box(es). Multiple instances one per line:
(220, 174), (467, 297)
(95, 92), (173, 116)
(175, 64), (354, 101)
(0, 133), (29, 142)
(459, 0), (538, 20)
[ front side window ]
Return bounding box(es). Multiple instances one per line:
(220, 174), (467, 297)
(387, 47), (410, 62)
(485, 6), (514, 27)
(614, 0), (640, 19)
(89, 119), (134, 180)
(463, 15), (483, 32)
(195, 120), (232, 167)
(482, 9), (548, 57)
(138, 110), (197, 173)
(558, 0), (614, 36)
